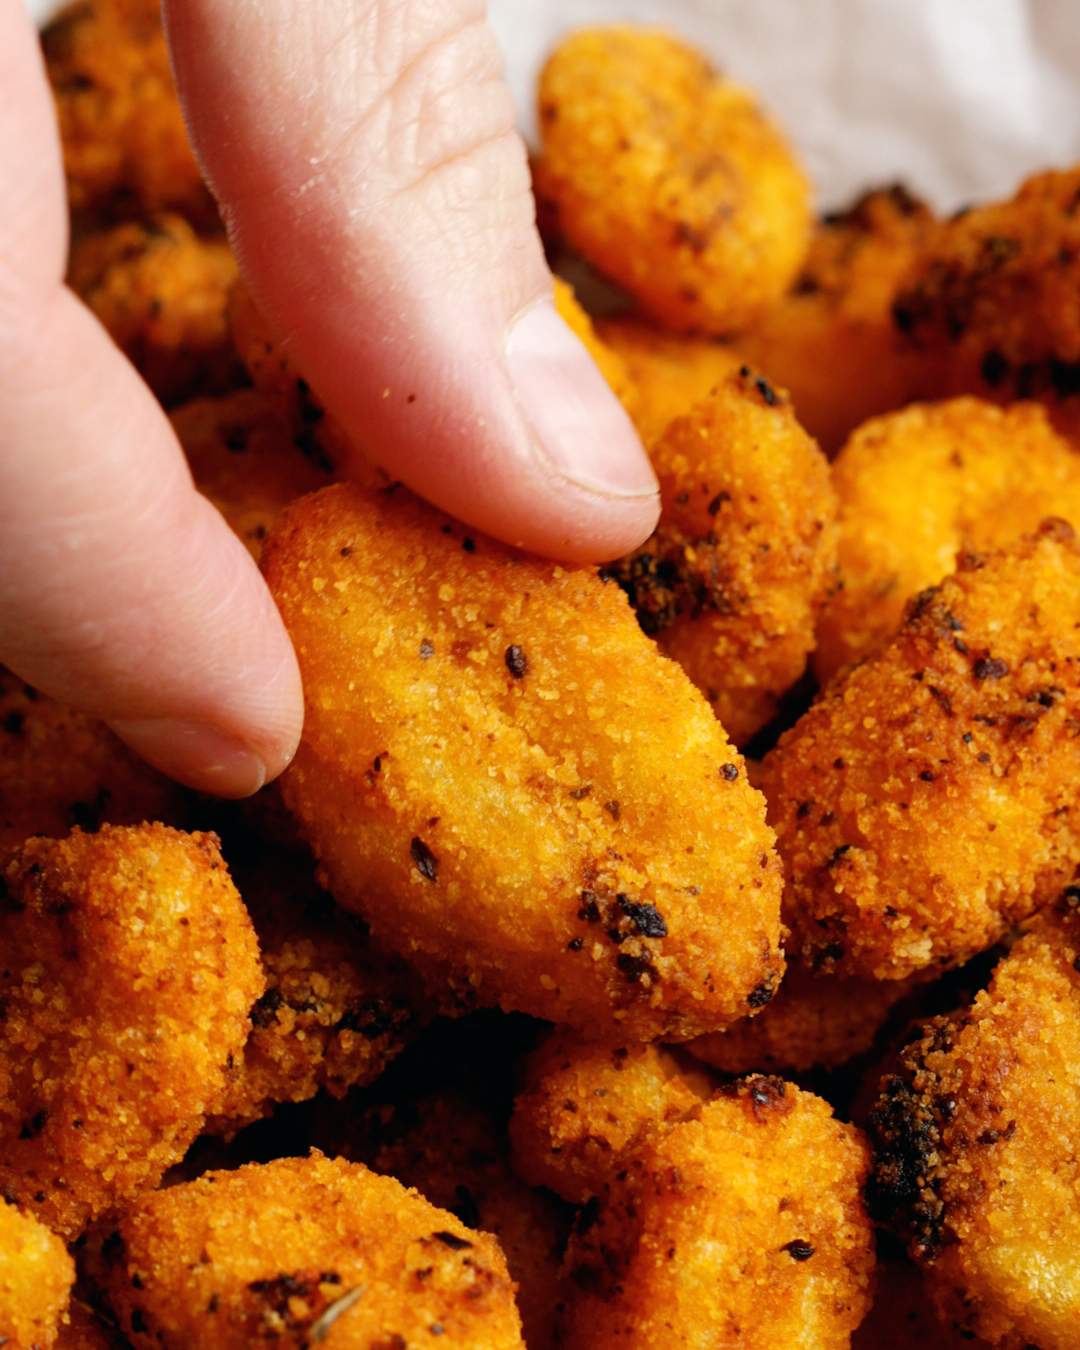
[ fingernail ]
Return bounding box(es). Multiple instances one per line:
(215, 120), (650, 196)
(506, 299), (659, 499)
(110, 717), (268, 798)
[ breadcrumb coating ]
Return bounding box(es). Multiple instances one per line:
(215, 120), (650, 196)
(98, 1152), (524, 1348)
(0, 825), (262, 1236)
(606, 367), (838, 744)
(816, 399), (1080, 682)
(0, 1201), (74, 1350)
(0, 669), (185, 854)
(207, 846), (427, 1133)
(893, 167), (1080, 406)
(594, 317), (745, 444)
(535, 27), (811, 333)
(509, 1029), (710, 1203)
(869, 899), (1080, 1348)
(43, 0), (211, 224)
(171, 390), (330, 559)
(741, 184), (935, 453)
(68, 215), (240, 407)
(561, 1078), (874, 1348)
(264, 483), (783, 1039)
(762, 523), (1080, 981)
(686, 966), (913, 1075)
(340, 1094), (569, 1350)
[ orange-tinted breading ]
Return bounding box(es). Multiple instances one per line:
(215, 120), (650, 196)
(43, 0), (211, 225)
(552, 277), (637, 411)
(869, 900), (1080, 1348)
(686, 966), (913, 1075)
(594, 317), (746, 444)
(263, 483), (784, 1041)
(68, 215), (240, 407)
(740, 184), (935, 454)
(893, 167), (1080, 406)
(561, 1078), (874, 1349)
(762, 524), (1080, 982)
(607, 368), (838, 745)
(98, 1153), (525, 1348)
(816, 399), (1080, 683)
(341, 1095), (569, 1350)
(207, 846), (427, 1134)
(171, 390), (330, 559)
(0, 1201), (75, 1350)
(0, 669), (185, 854)
(509, 1029), (710, 1203)
(535, 28), (811, 334)
(0, 825), (262, 1237)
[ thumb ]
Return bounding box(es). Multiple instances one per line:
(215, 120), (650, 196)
(164, 0), (658, 563)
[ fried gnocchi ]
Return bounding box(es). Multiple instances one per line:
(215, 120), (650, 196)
(869, 899), (1080, 1347)
(686, 966), (913, 1075)
(816, 399), (1080, 682)
(207, 845), (426, 1134)
(342, 1094), (569, 1350)
(0, 825), (262, 1236)
(0, 669), (184, 853)
(740, 185), (935, 453)
(43, 0), (210, 224)
(97, 1152), (524, 1348)
(535, 27), (811, 333)
(171, 390), (330, 560)
(607, 367), (838, 744)
(762, 523), (1080, 981)
(509, 1029), (710, 1203)
(893, 167), (1080, 406)
(68, 215), (240, 407)
(0, 1201), (74, 1350)
(264, 483), (784, 1040)
(561, 1078), (874, 1348)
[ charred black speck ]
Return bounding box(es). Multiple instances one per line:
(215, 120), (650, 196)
(18, 1109), (47, 1140)
(720, 762), (739, 781)
(616, 896), (668, 939)
(973, 656), (1009, 681)
(419, 638), (434, 660)
(505, 644), (528, 679)
(432, 1230), (473, 1250)
(250, 986), (284, 1028)
(617, 951), (659, 983)
(781, 1239), (815, 1261)
(746, 982), (775, 1009)
(410, 837), (439, 882)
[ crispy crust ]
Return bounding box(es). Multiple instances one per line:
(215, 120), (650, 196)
(0, 825), (262, 1236)
(606, 367), (838, 745)
(741, 185), (935, 453)
(816, 399), (1080, 682)
(893, 168), (1080, 405)
(0, 1201), (75, 1349)
(207, 846), (427, 1133)
(869, 900), (1080, 1347)
(762, 523), (1080, 980)
(68, 216), (240, 407)
(97, 1153), (524, 1348)
(553, 279), (637, 412)
(339, 1094), (570, 1350)
(535, 27), (811, 333)
(263, 482), (783, 1040)
(561, 1079), (874, 1348)
(0, 669), (184, 854)
(171, 390), (330, 559)
(509, 1029), (711, 1203)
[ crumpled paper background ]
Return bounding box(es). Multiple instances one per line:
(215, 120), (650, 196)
(28, 0), (1080, 212)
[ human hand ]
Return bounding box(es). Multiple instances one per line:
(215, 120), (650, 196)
(0, 0), (658, 798)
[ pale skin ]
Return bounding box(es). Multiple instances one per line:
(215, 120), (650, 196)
(0, 0), (658, 796)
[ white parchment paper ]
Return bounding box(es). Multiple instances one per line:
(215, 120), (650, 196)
(28, 0), (1080, 212)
